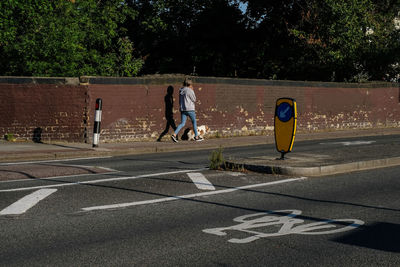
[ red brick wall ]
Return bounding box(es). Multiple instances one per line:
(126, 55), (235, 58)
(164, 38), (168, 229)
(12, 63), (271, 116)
(0, 78), (87, 142)
(1, 76), (399, 142)
(86, 76), (400, 142)
(301, 86), (400, 131)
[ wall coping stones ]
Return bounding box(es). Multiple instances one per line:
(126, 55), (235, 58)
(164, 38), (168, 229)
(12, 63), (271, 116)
(0, 76), (80, 85)
(78, 75), (399, 88)
(0, 75), (397, 88)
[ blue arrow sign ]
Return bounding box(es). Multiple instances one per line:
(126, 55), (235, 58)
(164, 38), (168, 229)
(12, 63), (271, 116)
(276, 102), (293, 122)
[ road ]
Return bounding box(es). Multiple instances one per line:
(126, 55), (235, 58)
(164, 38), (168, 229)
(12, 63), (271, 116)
(0, 138), (399, 266)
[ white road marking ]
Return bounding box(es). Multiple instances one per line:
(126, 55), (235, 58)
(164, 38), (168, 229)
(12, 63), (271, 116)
(0, 168), (208, 192)
(203, 210), (364, 243)
(0, 164), (119, 184)
(320, 140), (376, 146)
(187, 173), (216, 190)
(0, 189), (57, 215)
(0, 156), (113, 166)
(226, 172), (245, 177)
(0, 171), (121, 184)
(81, 177), (307, 212)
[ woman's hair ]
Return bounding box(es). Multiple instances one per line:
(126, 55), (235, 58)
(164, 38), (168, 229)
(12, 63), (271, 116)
(183, 77), (193, 87)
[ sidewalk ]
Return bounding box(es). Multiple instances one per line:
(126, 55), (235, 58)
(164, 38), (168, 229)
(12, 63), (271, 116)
(1, 128), (400, 176)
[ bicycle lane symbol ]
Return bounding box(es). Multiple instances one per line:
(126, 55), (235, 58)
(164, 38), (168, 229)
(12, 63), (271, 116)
(202, 210), (364, 244)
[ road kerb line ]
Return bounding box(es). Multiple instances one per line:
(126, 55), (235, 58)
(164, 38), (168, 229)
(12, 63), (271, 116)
(82, 177), (307, 212)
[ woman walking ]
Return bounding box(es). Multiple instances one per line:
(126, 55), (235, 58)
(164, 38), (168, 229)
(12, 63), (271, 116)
(171, 78), (203, 142)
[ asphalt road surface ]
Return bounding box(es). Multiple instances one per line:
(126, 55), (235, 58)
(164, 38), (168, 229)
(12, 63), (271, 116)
(0, 138), (399, 266)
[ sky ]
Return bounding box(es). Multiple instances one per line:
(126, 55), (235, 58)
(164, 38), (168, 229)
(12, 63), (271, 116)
(239, 2), (248, 14)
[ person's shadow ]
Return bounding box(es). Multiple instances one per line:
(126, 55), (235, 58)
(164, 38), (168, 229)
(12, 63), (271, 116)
(157, 86), (177, 141)
(32, 127), (43, 143)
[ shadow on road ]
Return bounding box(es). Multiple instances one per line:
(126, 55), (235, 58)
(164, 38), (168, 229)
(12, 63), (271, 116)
(333, 222), (400, 252)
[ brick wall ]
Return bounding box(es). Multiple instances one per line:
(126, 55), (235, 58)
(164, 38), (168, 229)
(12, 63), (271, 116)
(0, 77), (87, 142)
(0, 75), (399, 142)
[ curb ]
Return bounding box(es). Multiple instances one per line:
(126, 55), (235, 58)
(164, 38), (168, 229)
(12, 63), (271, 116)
(224, 156), (400, 177)
(0, 140), (266, 163)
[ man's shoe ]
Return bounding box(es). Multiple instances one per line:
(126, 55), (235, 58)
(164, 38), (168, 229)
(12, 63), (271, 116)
(171, 135), (178, 143)
(195, 136), (204, 142)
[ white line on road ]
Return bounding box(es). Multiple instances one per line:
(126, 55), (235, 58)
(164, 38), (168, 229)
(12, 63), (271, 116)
(0, 156), (113, 166)
(0, 189), (57, 215)
(187, 173), (216, 190)
(0, 171), (121, 184)
(0, 168), (208, 192)
(319, 140), (376, 146)
(81, 177), (307, 212)
(0, 164), (119, 184)
(226, 171), (245, 177)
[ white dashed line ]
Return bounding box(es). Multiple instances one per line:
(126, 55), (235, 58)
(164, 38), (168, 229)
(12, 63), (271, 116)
(0, 189), (57, 215)
(226, 171), (245, 177)
(319, 141), (376, 146)
(187, 172), (216, 190)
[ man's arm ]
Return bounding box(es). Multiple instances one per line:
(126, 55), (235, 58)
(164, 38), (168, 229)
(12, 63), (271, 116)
(188, 88), (196, 103)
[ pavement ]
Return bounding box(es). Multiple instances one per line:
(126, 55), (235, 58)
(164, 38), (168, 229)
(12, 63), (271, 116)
(1, 128), (400, 177)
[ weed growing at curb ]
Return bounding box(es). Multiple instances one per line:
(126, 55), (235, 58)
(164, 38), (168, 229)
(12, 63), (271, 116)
(209, 146), (247, 172)
(209, 146), (225, 170)
(4, 133), (16, 142)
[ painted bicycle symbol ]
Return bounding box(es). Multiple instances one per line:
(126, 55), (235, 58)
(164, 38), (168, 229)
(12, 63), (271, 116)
(203, 210), (364, 244)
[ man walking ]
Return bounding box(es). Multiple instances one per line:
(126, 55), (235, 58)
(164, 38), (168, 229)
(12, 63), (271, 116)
(171, 78), (203, 142)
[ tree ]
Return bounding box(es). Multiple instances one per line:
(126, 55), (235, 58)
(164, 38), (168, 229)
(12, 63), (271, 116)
(242, 0), (400, 81)
(1, 0), (398, 81)
(127, 0), (248, 76)
(364, 0), (400, 81)
(290, 0), (399, 81)
(0, 0), (143, 77)
(188, 0), (249, 77)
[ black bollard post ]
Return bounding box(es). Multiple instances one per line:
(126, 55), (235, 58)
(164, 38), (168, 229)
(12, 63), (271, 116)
(93, 98), (102, 147)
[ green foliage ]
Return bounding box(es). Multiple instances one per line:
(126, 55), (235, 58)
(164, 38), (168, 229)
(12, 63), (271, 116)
(4, 133), (16, 142)
(0, 0), (143, 77)
(243, 0), (400, 81)
(0, 0), (398, 81)
(209, 146), (225, 170)
(287, 0), (381, 81)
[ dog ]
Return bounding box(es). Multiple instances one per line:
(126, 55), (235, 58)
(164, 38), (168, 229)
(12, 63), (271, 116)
(181, 125), (210, 141)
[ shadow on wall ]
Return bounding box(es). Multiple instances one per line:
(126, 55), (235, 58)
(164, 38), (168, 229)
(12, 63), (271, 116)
(32, 127), (43, 143)
(157, 85), (177, 141)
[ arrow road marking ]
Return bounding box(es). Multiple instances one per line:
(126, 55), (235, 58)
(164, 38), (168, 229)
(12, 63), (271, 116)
(0, 189), (57, 215)
(187, 173), (216, 190)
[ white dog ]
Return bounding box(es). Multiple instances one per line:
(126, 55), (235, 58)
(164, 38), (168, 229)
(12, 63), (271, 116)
(185, 125), (210, 141)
